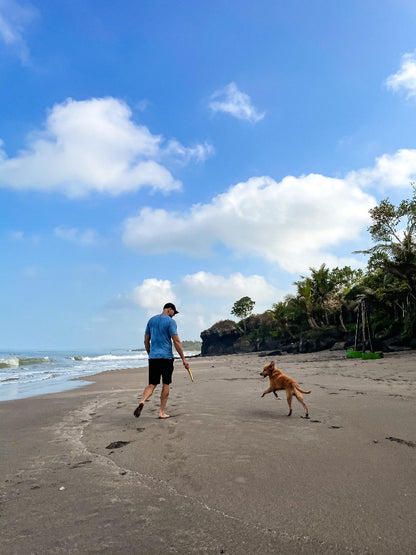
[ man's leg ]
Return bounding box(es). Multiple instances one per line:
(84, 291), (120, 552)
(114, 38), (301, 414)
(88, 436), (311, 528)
(134, 384), (156, 418)
(159, 384), (170, 418)
(142, 384), (157, 403)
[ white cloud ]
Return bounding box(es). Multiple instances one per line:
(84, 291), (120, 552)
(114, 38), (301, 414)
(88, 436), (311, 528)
(386, 52), (416, 98)
(122, 272), (284, 340)
(346, 149), (416, 190)
(0, 0), (37, 63)
(209, 82), (265, 123)
(131, 278), (176, 314)
(182, 271), (280, 303)
(123, 148), (416, 273)
(123, 173), (375, 273)
(54, 226), (99, 246)
(164, 139), (215, 163)
(0, 97), (213, 197)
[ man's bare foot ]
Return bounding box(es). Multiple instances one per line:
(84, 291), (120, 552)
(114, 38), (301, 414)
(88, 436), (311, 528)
(158, 413), (170, 419)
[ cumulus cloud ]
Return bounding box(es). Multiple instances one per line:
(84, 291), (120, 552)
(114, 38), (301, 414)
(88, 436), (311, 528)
(123, 147), (416, 273)
(209, 82), (265, 123)
(122, 272), (283, 339)
(123, 173), (375, 273)
(385, 52), (416, 98)
(54, 226), (100, 246)
(0, 97), (213, 197)
(346, 149), (416, 189)
(0, 0), (37, 63)
(182, 271), (280, 303)
(131, 278), (176, 314)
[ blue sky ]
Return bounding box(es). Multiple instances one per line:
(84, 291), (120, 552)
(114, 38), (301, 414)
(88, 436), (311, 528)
(1, 0), (416, 350)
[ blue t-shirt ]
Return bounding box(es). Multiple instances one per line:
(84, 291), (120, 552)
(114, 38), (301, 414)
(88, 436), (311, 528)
(145, 314), (178, 359)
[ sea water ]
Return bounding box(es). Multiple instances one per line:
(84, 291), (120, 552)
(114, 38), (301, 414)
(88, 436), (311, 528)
(0, 348), (165, 402)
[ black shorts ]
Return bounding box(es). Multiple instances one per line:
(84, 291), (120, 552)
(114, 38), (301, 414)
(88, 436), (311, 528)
(148, 358), (174, 385)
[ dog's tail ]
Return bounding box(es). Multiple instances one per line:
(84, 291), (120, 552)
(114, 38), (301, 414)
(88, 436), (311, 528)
(295, 384), (311, 394)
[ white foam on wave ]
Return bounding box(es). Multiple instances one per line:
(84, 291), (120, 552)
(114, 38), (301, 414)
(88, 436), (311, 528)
(0, 356), (52, 369)
(72, 353), (148, 362)
(0, 356), (20, 369)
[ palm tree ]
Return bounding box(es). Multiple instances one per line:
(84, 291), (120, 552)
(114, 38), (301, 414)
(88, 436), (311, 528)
(358, 192), (416, 301)
(355, 188), (416, 339)
(293, 278), (320, 329)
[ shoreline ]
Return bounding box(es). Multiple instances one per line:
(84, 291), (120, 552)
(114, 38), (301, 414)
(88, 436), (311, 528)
(0, 351), (201, 403)
(1, 350), (416, 554)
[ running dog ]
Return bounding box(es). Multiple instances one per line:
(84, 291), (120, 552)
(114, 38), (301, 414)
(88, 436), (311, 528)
(260, 361), (311, 418)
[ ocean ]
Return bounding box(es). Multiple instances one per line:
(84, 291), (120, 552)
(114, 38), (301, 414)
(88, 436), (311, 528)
(0, 348), (198, 402)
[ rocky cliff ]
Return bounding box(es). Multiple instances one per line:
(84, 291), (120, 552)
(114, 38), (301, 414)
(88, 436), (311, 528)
(200, 313), (283, 355)
(200, 313), (353, 356)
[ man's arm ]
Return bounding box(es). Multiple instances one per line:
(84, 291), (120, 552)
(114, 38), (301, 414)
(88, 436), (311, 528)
(172, 334), (190, 369)
(144, 333), (151, 355)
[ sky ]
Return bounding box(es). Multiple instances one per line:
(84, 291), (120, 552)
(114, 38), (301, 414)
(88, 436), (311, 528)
(2, 0), (416, 351)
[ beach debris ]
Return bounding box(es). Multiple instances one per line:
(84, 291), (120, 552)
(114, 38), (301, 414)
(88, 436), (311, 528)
(386, 436), (416, 448)
(106, 441), (130, 449)
(59, 486), (65, 491)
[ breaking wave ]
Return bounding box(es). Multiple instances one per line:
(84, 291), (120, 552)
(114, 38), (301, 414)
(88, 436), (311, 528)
(0, 356), (53, 369)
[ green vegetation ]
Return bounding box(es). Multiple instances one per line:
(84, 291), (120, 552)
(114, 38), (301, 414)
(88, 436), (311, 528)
(231, 296), (255, 333)
(227, 188), (416, 349)
(181, 340), (202, 352)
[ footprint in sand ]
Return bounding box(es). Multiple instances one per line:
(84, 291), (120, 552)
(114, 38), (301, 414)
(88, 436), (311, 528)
(106, 441), (131, 449)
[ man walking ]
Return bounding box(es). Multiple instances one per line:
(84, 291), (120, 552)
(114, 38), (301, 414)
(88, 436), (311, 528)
(134, 303), (190, 419)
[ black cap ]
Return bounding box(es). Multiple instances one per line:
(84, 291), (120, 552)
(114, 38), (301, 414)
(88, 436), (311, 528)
(164, 302), (179, 314)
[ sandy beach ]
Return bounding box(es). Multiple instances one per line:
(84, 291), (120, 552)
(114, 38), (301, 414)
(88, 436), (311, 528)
(1, 350), (415, 554)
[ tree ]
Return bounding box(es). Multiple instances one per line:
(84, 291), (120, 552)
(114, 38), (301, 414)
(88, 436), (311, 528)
(358, 188), (416, 300)
(231, 296), (255, 333)
(326, 266), (364, 331)
(309, 264), (335, 325)
(355, 186), (416, 339)
(293, 277), (320, 329)
(271, 301), (296, 339)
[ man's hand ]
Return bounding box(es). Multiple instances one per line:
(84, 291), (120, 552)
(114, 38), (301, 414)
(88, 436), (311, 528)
(183, 359), (190, 370)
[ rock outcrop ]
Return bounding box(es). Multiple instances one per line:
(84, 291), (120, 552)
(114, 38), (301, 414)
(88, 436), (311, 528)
(200, 312), (415, 356)
(200, 320), (244, 355)
(200, 313), (351, 356)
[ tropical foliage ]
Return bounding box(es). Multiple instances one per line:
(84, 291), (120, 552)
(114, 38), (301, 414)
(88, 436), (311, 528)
(229, 188), (416, 347)
(231, 296), (255, 333)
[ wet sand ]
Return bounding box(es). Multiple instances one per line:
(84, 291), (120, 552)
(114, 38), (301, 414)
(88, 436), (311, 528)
(1, 350), (416, 554)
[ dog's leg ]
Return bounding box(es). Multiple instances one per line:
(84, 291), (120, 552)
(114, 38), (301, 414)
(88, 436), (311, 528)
(294, 391), (309, 418)
(261, 387), (274, 398)
(286, 389), (293, 416)
(273, 390), (280, 399)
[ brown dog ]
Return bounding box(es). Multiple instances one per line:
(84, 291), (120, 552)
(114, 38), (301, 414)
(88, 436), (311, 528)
(260, 361), (311, 418)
